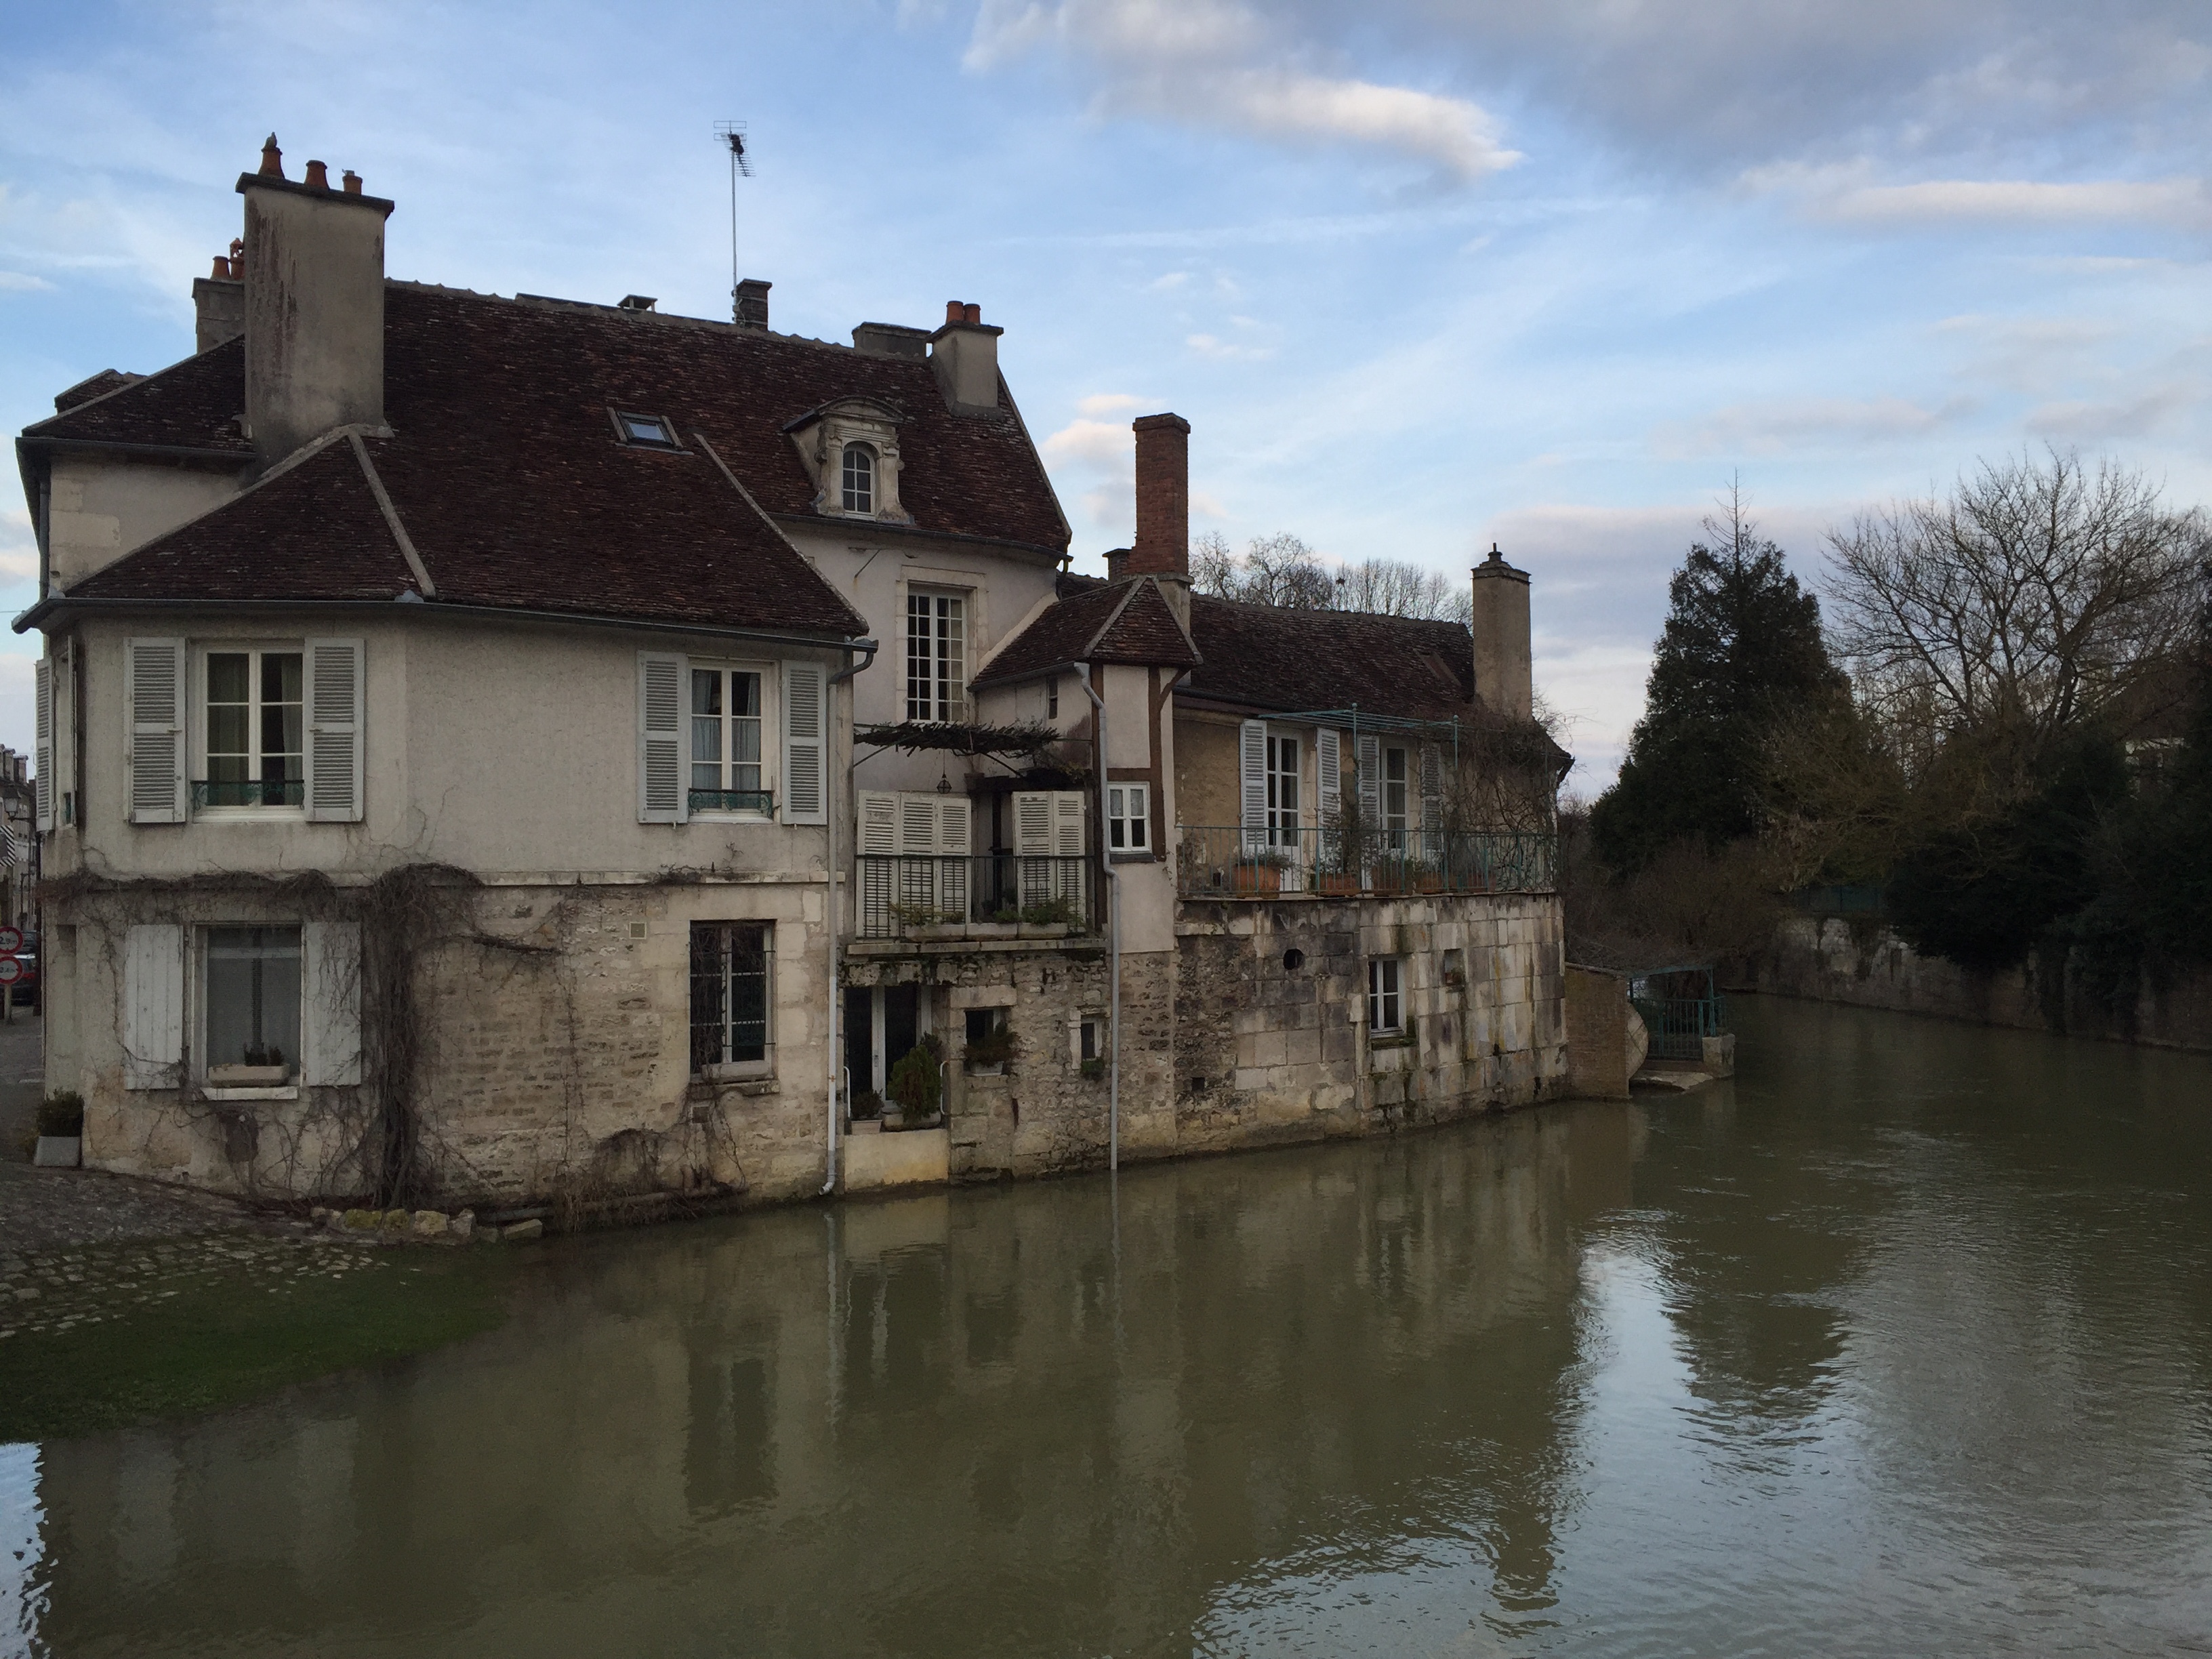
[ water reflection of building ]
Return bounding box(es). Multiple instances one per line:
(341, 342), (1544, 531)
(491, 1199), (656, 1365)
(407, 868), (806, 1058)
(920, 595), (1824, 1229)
(24, 1105), (1644, 1656)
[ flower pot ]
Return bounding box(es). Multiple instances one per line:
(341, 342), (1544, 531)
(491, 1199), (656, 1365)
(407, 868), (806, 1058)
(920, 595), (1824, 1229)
(209, 1063), (288, 1086)
(33, 1135), (81, 1168)
(1233, 865), (1283, 895)
(1317, 872), (1360, 896)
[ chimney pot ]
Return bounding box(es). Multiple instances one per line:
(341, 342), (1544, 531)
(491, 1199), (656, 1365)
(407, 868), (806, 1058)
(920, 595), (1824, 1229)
(304, 159), (329, 189)
(259, 134), (284, 179)
(945, 300), (964, 325)
(342, 169), (362, 195)
(962, 302), (981, 325)
(1127, 413), (1193, 584)
(230, 237), (243, 261)
(211, 255), (232, 280)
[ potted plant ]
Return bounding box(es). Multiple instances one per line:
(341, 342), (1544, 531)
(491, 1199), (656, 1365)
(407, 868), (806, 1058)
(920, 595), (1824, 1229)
(209, 1044), (288, 1086)
(1234, 846), (1291, 895)
(964, 1022), (1019, 1075)
(884, 1036), (943, 1130)
(1317, 797), (1365, 894)
(33, 1091), (83, 1168)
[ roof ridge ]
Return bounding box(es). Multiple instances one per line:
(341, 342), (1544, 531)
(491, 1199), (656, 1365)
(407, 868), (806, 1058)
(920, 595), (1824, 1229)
(1079, 577), (1146, 659)
(346, 432), (436, 596)
(692, 431), (868, 636)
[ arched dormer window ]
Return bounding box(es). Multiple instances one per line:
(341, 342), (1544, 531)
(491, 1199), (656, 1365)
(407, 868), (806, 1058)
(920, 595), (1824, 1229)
(841, 444), (876, 515)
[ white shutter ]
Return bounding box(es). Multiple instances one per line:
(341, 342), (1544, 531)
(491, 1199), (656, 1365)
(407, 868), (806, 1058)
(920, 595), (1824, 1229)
(781, 660), (827, 825)
(857, 790), (899, 856)
(1356, 733), (1381, 830)
(304, 638), (365, 822)
(33, 658), (53, 834)
(123, 923), (184, 1090)
(301, 920), (363, 1086)
(898, 793), (939, 855)
(937, 796), (971, 855)
(1317, 729), (1341, 826)
(1014, 791), (1052, 855)
(637, 652), (687, 824)
(1420, 742), (1442, 834)
(1239, 718), (1267, 847)
(1052, 791), (1085, 855)
(125, 638), (187, 825)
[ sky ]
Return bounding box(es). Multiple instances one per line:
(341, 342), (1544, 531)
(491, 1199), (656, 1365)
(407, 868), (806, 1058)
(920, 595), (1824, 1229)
(3, 1), (2209, 791)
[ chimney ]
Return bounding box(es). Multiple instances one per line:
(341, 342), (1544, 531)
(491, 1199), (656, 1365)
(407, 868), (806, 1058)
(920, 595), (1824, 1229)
(733, 278), (771, 329)
(236, 135), (394, 464)
(1470, 544), (1532, 721)
(928, 300), (1002, 413)
(1105, 547), (1132, 583)
(192, 253), (245, 352)
(851, 321), (930, 359)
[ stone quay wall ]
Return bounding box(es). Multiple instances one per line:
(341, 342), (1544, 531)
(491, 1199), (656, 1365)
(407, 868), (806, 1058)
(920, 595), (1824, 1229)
(1761, 915), (2212, 1052)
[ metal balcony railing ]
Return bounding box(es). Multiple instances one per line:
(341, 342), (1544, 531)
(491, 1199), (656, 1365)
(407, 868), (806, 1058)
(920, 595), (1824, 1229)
(192, 777), (305, 808)
(689, 788), (774, 816)
(1174, 825), (1557, 899)
(855, 855), (1095, 940)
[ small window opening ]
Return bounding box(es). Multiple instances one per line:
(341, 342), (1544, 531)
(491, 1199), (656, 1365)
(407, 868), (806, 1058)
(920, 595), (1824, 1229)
(841, 443), (876, 514)
(964, 1006), (1007, 1045)
(1047, 676), (1060, 719)
(1282, 948), (1305, 972)
(1080, 1017), (1103, 1062)
(1442, 948), (1465, 986)
(1368, 958), (1403, 1034)
(616, 411), (680, 450)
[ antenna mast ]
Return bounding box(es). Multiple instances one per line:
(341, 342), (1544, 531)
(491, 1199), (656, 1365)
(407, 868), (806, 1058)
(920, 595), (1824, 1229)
(714, 121), (752, 323)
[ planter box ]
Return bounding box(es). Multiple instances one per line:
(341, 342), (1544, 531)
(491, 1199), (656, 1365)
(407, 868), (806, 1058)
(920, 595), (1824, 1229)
(33, 1135), (81, 1168)
(1316, 873), (1361, 895)
(968, 922), (1020, 939)
(1233, 866), (1284, 895)
(965, 1061), (1008, 1076)
(209, 1063), (288, 1086)
(884, 1111), (945, 1133)
(1017, 922), (1071, 939)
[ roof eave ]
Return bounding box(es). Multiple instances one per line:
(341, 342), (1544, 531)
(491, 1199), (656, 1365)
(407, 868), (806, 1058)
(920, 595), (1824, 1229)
(770, 512), (1066, 563)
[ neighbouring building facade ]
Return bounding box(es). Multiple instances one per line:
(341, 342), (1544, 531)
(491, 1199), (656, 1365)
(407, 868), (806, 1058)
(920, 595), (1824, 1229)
(16, 138), (1572, 1216)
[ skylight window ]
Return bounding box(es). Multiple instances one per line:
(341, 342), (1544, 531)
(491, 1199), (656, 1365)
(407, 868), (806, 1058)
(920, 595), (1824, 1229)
(613, 411), (681, 450)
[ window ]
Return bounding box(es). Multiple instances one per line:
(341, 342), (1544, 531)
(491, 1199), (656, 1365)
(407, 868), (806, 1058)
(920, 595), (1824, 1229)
(691, 923), (771, 1074)
(1047, 676), (1060, 720)
(615, 411), (680, 450)
(1108, 783), (1149, 853)
(206, 926), (302, 1075)
(905, 590), (966, 722)
(1080, 1017), (1103, 1063)
(1267, 735), (1299, 845)
(1368, 958), (1403, 1034)
(1383, 746), (1410, 849)
(205, 650), (303, 808)
(840, 444), (876, 514)
(689, 668), (766, 813)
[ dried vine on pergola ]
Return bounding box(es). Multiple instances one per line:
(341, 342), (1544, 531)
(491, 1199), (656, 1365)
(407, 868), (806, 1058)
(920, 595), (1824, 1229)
(854, 720), (1063, 757)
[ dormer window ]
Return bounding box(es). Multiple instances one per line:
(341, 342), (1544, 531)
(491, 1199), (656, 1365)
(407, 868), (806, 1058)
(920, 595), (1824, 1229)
(613, 410), (681, 451)
(841, 443), (876, 514)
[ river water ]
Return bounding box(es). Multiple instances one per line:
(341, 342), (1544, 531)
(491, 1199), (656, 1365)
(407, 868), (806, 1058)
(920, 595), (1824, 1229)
(7, 996), (2212, 1657)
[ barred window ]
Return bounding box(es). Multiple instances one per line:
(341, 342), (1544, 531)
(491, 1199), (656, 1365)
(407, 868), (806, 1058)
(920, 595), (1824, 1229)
(691, 922), (772, 1073)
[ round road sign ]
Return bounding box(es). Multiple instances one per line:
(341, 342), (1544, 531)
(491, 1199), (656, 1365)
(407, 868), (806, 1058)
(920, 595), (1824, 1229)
(0, 958), (23, 985)
(0, 927), (21, 955)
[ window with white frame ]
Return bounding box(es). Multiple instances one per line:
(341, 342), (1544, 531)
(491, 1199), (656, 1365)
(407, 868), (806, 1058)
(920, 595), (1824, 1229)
(841, 443), (876, 514)
(1108, 783), (1150, 853)
(1047, 676), (1060, 719)
(689, 667), (766, 813)
(1367, 957), (1403, 1034)
(906, 590), (966, 722)
(1267, 735), (1299, 846)
(205, 649), (304, 808)
(690, 922), (772, 1074)
(1383, 745), (1410, 850)
(206, 926), (302, 1076)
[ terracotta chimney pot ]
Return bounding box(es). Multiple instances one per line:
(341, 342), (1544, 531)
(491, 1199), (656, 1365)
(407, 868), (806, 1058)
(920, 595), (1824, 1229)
(304, 159), (329, 189)
(211, 255), (232, 279)
(945, 300), (964, 325)
(259, 134), (285, 179)
(962, 302), (981, 325)
(342, 169), (362, 195)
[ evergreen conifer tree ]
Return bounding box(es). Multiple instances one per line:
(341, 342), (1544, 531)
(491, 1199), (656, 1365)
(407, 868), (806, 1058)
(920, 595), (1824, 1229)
(1593, 493), (1845, 874)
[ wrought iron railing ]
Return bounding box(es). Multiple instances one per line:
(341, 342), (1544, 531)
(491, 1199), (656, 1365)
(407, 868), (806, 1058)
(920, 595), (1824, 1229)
(1174, 825), (1557, 899)
(192, 777), (305, 808)
(855, 855), (1095, 940)
(689, 788), (774, 816)
(1631, 994), (1727, 1061)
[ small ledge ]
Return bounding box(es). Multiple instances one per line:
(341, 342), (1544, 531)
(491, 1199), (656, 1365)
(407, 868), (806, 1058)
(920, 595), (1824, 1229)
(201, 1084), (300, 1102)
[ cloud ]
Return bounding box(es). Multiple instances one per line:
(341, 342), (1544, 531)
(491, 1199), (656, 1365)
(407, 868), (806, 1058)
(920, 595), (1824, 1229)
(0, 271), (53, 292)
(1075, 392), (1149, 416)
(2028, 382), (2201, 440)
(966, 0), (1520, 180)
(1148, 270), (1189, 290)
(1753, 166), (2212, 230)
(1650, 396), (1973, 459)
(0, 509), (35, 582)
(1041, 416), (1134, 466)
(1187, 332), (1273, 361)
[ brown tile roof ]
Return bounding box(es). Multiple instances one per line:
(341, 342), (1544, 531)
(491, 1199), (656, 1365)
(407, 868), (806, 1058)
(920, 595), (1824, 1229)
(971, 575), (1200, 687)
(1183, 596), (1478, 720)
(26, 339), (250, 454)
(35, 282), (1083, 636)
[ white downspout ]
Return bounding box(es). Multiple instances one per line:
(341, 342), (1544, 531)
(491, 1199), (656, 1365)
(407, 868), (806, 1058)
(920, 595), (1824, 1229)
(823, 644), (877, 1195)
(1079, 664), (1121, 1172)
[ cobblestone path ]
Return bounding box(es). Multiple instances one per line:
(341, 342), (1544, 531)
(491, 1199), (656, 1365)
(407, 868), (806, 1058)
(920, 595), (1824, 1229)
(0, 1229), (387, 1344)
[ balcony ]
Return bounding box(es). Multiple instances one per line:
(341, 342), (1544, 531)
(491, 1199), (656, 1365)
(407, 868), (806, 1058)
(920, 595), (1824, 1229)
(855, 855), (1095, 941)
(1175, 825), (1557, 899)
(192, 778), (304, 808)
(689, 788), (773, 816)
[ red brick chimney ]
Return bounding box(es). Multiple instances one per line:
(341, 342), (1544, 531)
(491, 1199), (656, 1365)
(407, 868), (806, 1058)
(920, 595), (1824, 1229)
(1129, 413), (1190, 581)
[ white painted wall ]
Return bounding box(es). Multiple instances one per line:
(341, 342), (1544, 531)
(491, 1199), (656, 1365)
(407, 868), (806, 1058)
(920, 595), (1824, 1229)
(44, 455), (243, 592)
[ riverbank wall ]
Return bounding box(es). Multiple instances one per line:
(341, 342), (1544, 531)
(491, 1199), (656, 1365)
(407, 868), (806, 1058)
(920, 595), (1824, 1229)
(1759, 916), (2212, 1052)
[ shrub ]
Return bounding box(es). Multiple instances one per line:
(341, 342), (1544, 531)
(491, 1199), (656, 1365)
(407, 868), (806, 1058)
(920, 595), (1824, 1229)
(886, 1034), (943, 1120)
(37, 1092), (85, 1137)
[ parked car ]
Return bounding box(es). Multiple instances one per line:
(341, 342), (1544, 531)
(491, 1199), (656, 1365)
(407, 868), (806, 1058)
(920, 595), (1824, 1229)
(5, 944), (35, 1006)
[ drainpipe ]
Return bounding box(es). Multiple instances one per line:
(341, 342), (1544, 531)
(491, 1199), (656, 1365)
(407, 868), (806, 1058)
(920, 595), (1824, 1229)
(822, 642), (878, 1196)
(1078, 664), (1120, 1172)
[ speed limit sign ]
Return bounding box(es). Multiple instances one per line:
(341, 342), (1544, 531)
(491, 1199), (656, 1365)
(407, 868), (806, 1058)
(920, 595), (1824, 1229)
(0, 927), (20, 955)
(0, 958), (23, 985)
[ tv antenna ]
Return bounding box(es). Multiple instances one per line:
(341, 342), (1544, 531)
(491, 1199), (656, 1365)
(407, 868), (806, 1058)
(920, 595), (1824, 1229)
(714, 121), (752, 322)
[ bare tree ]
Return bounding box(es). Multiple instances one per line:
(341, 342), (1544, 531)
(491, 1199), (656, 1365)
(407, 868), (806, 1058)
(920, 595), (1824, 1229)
(1824, 450), (2209, 768)
(1335, 558), (1474, 626)
(1189, 535), (1474, 623)
(1190, 531), (1240, 598)
(1238, 533), (1336, 608)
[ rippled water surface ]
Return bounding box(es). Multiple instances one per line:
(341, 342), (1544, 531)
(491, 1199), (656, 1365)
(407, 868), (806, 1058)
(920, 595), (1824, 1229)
(9, 996), (2212, 1656)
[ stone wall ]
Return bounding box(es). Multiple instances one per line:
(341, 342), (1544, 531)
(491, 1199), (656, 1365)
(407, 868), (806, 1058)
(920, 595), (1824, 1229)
(1761, 915), (2212, 1052)
(1171, 893), (1568, 1153)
